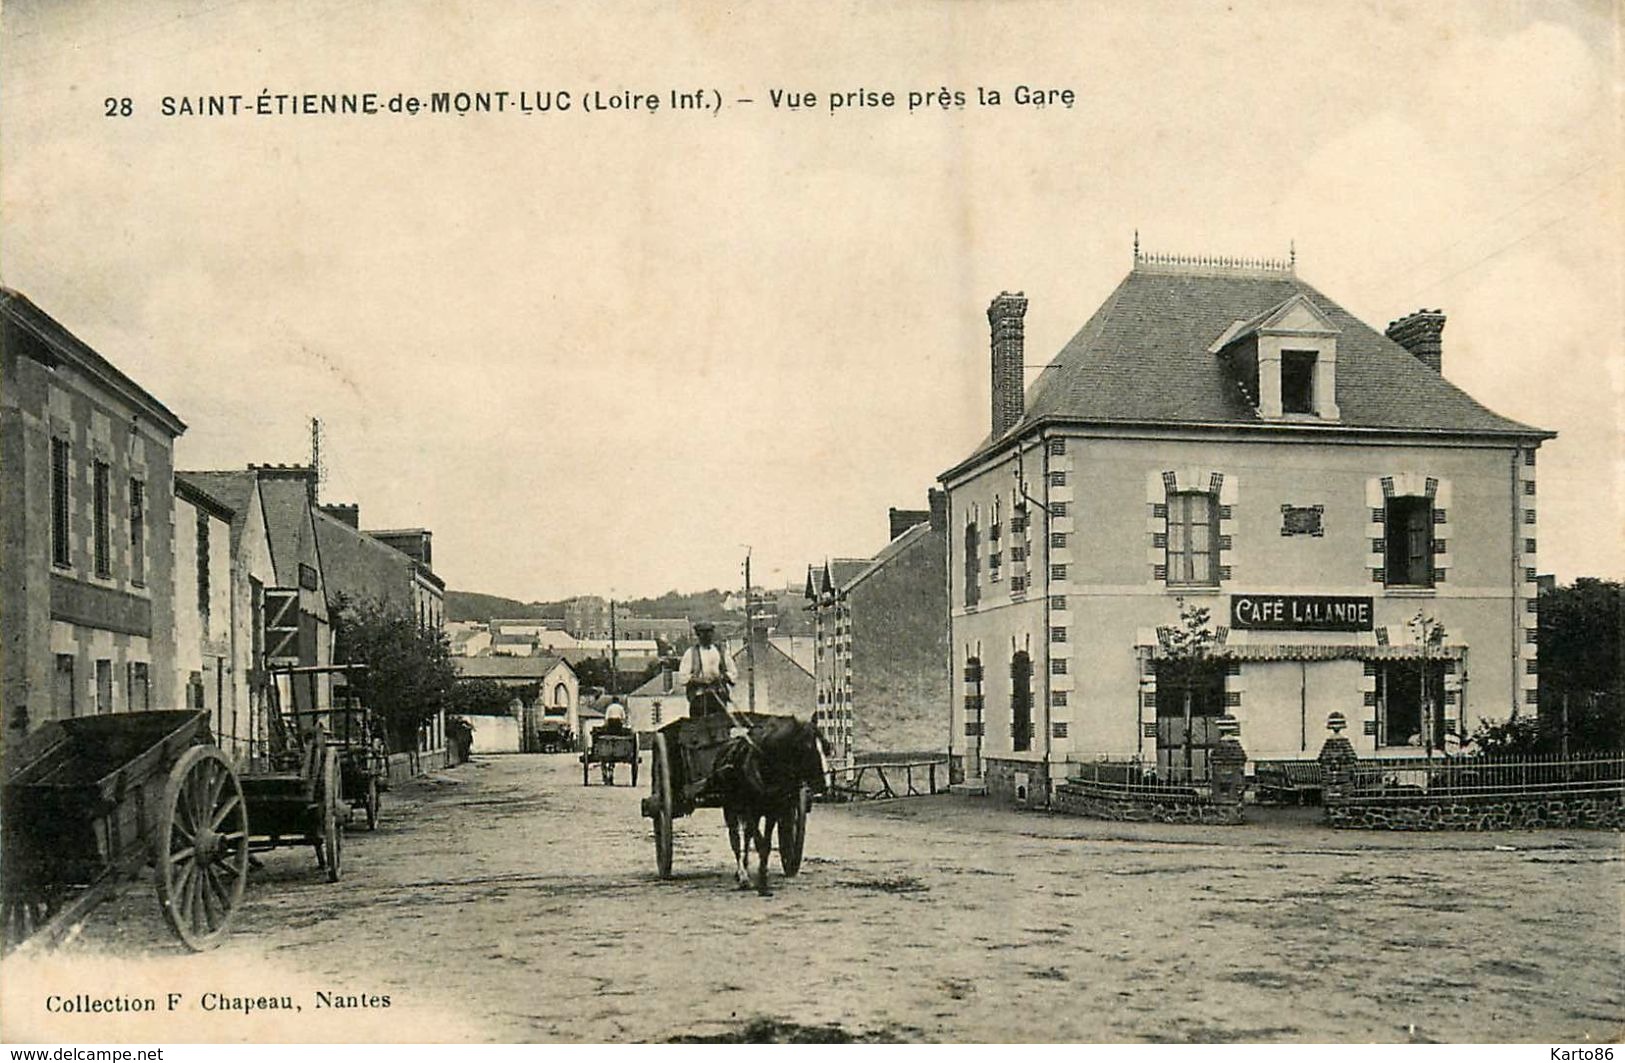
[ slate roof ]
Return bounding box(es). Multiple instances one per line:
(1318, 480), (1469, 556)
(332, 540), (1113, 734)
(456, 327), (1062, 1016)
(176, 471), (259, 550)
(256, 475), (315, 588)
(454, 655), (569, 680)
(949, 264), (1551, 475)
(838, 522), (933, 595)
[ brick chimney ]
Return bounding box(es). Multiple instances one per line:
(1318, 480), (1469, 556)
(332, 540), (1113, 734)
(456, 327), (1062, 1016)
(888, 506), (930, 540)
(928, 488), (947, 532)
(320, 503), (359, 528)
(1386, 310), (1446, 374)
(988, 291), (1028, 438)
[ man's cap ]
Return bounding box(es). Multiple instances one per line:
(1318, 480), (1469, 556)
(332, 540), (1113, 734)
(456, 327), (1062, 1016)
(693, 620), (716, 632)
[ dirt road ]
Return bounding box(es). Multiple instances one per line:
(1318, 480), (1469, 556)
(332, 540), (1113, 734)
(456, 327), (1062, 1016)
(7, 753), (1620, 1043)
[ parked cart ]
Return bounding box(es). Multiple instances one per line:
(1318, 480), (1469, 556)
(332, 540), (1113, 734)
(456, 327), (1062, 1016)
(2, 710), (250, 953)
(271, 665), (386, 830)
(640, 712), (809, 880)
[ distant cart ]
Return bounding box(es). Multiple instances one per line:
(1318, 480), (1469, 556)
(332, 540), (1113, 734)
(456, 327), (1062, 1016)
(2, 710), (250, 953)
(582, 725), (640, 786)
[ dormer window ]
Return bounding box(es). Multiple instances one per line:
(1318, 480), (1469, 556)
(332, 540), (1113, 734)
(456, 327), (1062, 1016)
(1211, 294), (1341, 422)
(1281, 350), (1317, 414)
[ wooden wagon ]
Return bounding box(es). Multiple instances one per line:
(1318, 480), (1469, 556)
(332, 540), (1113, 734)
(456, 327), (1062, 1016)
(581, 725), (639, 786)
(639, 712), (808, 880)
(2, 710), (249, 952)
(271, 665), (386, 831)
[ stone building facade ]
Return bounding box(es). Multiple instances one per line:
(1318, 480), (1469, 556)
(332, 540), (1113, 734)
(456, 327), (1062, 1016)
(172, 477), (238, 760)
(807, 494), (950, 767)
(940, 249), (1552, 805)
(2, 289), (187, 741)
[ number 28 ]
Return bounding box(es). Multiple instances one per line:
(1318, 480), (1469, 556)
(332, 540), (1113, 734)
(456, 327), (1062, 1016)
(104, 97), (132, 117)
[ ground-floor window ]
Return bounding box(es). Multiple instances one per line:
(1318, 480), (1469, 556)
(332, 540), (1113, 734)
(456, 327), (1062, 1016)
(1010, 651), (1033, 753)
(1154, 660), (1226, 780)
(1378, 660), (1447, 750)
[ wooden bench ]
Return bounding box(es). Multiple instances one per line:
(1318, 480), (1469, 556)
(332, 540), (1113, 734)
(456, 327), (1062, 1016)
(1254, 760), (1324, 805)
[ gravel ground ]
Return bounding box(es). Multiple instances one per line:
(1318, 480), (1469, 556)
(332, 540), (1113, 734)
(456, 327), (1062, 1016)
(4, 752), (1620, 1043)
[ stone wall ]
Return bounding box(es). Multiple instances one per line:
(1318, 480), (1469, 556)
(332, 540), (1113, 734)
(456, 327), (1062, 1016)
(1326, 793), (1624, 831)
(984, 756), (1051, 807)
(1053, 781), (1245, 825)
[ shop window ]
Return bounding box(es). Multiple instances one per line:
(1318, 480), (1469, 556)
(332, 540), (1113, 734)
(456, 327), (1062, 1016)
(1384, 496), (1434, 587)
(1377, 660), (1447, 750)
(1166, 490), (1219, 586)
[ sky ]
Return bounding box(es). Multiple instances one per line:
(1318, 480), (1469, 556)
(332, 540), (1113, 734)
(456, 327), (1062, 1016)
(2, 0), (1620, 601)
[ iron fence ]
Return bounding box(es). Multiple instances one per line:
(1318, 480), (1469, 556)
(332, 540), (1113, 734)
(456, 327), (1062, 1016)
(1065, 759), (1213, 800)
(823, 760), (948, 801)
(1340, 752), (1625, 802)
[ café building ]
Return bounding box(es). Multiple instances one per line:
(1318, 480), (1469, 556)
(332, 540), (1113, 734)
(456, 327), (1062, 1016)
(939, 247), (1553, 803)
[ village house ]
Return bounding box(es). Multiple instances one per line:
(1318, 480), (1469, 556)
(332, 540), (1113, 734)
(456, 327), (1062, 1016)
(624, 636), (811, 733)
(453, 654), (580, 751)
(940, 246), (1552, 805)
(175, 469), (279, 769)
(1, 289), (187, 739)
(172, 477), (239, 761)
(806, 496), (950, 768)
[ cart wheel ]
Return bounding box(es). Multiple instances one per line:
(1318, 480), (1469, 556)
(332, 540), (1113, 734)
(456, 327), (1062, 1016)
(321, 750), (343, 883)
(156, 745), (249, 951)
(364, 776), (380, 831)
(650, 733), (674, 879)
(778, 783), (809, 877)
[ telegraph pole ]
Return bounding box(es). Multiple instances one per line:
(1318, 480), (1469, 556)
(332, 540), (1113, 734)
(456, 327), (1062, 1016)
(744, 550), (757, 712)
(609, 597), (618, 700)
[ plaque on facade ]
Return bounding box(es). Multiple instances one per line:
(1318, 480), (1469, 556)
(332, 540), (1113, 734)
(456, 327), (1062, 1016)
(1280, 504), (1325, 536)
(1230, 594), (1374, 631)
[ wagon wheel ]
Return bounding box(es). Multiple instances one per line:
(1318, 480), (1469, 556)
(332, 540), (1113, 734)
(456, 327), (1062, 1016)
(321, 749), (343, 883)
(649, 732), (674, 879)
(363, 775), (380, 831)
(156, 745), (249, 951)
(778, 783), (810, 877)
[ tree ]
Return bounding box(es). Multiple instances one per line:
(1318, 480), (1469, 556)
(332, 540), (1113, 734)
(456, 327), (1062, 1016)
(445, 677), (529, 717)
(1539, 578), (1624, 753)
(331, 595), (460, 753)
(1157, 598), (1224, 777)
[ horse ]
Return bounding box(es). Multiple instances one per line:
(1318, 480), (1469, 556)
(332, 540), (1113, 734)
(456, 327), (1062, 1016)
(708, 715), (828, 895)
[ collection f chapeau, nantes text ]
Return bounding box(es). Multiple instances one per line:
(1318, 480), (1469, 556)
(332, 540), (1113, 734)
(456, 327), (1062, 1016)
(141, 85), (1075, 119)
(43, 991), (389, 1015)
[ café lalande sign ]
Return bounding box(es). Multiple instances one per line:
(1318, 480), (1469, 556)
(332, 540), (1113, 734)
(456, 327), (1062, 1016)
(1229, 594), (1374, 631)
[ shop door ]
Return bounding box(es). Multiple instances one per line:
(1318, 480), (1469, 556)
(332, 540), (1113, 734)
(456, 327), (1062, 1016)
(1154, 662), (1225, 780)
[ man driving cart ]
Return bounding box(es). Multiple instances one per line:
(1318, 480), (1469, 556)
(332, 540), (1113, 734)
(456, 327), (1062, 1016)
(675, 620), (735, 718)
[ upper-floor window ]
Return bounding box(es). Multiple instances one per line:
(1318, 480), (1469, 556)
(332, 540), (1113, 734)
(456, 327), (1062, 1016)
(196, 511), (211, 620)
(1167, 491), (1219, 586)
(1281, 351), (1317, 414)
(1384, 496), (1433, 587)
(51, 437), (71, 568)
(92, 461), (111, 578)
(129, 479), (146, 586)
(963, 522), (980, 607)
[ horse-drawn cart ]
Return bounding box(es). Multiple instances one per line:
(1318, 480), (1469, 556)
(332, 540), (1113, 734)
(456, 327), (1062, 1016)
(2, 710), (250, 953)
(272, 666), (386, 831)
(582, 725), (639, 786)
(640, 712), (810, 880)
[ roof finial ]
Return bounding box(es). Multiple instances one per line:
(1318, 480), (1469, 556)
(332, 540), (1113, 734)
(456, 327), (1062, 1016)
(1133, 229), (1140, 261)
(1289, 239), (1296, 270)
